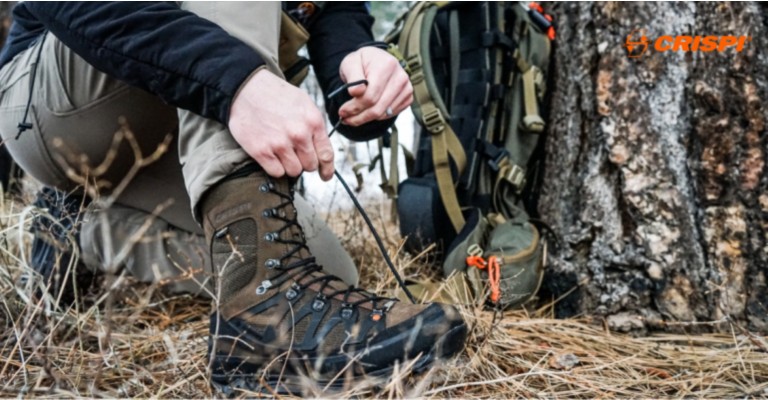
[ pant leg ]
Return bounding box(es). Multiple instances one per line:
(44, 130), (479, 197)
(0, 24), (359, 290)
(177, 1), (284, 219)
(79, 193), (358, 298)
(0, 33), (196, 231)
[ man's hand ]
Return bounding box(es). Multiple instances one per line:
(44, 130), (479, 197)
(338, 47), (413, 126)
(228, 69), (334, 181)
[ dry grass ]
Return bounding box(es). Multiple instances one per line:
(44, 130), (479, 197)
(0, 190), (766, 399)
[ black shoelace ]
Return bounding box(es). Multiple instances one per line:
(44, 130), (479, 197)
(327, 80), (416, 304)
(258, 179), (394, 311)
(263, 79), (417, 311)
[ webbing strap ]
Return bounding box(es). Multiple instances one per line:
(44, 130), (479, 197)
(448, 10), (460, 110)
(402, 2), (467, 233)
(521, 66), (545, 133)
(488, 2), (505, 144)
(376, 137), (393, 197)
(387, 128), (400, 223)
(431, 121), (465, 231)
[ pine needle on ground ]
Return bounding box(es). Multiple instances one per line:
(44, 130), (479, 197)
(0, 196), (765, 398)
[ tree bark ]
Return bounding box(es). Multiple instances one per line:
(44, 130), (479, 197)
(539, 2), (768, 333)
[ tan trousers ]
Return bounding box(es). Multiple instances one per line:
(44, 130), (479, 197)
(0, 2), (358, 294)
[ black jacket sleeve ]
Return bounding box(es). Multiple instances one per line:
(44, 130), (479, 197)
(23, 2), (266, 125)
(306, 2), (395, 142)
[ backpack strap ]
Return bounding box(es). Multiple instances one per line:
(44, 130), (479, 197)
(399, 2), (467, 233)
(518, 56), (545, 133)
(376, 128), (400, 222)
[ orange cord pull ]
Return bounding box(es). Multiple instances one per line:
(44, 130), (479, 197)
(465, 255), (502, 304)
(466, 255), (487, 270)
(487, 256), (501, 303)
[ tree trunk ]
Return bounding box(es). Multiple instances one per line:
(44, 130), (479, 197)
(539, 2), (768, 333)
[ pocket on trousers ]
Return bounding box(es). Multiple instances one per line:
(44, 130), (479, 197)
(0, 104), (71, 188)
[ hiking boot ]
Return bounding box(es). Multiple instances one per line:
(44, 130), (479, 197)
(25, 187), (96, 307)
(201, 166), (467, 394)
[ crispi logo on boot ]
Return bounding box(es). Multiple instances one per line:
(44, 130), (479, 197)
(625, 29), (751, 58)
(624, 29), (650, 58)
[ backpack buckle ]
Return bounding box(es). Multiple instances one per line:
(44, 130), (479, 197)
(487, 148), (511, 172)
(423, 108), (446, 134)
(406, 54), (424, 84)
(386, 43), (411, 75)
(499, 163), (526, 193)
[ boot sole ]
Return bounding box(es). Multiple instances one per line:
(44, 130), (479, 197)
(211, 323), (467, 396)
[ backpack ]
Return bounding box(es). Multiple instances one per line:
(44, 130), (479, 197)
(384, 1), (554, 309)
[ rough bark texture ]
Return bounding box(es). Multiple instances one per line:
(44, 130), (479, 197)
(539, 2), (767, 333)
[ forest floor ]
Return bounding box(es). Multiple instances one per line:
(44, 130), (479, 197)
(0, 190), (766, 399)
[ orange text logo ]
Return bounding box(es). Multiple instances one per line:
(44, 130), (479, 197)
(625, 30), (751, 57)
(624, 29), (650, 58)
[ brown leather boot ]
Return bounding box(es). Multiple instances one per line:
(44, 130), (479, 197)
(202, 166), (467, 395)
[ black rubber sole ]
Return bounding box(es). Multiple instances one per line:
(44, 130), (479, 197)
(211, 323), (467, 397)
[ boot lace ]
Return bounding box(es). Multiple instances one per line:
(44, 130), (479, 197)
(261, 179), (393, 311)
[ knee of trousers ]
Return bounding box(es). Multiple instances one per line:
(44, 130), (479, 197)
(80, 203), (214, 298)
(0, 34), (178, 194)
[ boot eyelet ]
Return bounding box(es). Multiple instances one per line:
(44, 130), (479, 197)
(214, 227), (229, 238)
(312, 298), (326, 311)
(259, 184), (270, 192)
(370, 309), (384, 322)
(265, 232), (276, 241)
(268, 182), (275, 190)
(262, 210), (271, 218)
(340, 304), (354, 319)
(286, 288), (299, 300)
(256, 280), (273, 295)
(265, 259), (280, 269)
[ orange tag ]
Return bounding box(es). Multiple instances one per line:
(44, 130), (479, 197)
(465, 255), (502, 303)
(487, 256), (501, 303)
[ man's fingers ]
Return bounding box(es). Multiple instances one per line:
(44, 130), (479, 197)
(313, 130), (335, 181)
(343, 76), (402, 126)
(339, 49), (412, 125)
(275, 144), (304, 177)
(294, 139), (319, 173)
(254, 151), (285, 178)
(391, 82), (414, 115)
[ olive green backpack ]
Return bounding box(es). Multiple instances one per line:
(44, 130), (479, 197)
(384, 1), (555, 309)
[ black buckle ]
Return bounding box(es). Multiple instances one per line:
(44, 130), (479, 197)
(528, 9), (552, 31)
(479, 140), (510, 172)
(488, 149), (510, 172)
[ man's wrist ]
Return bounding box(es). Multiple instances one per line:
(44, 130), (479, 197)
(229, 65), (268, 123)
